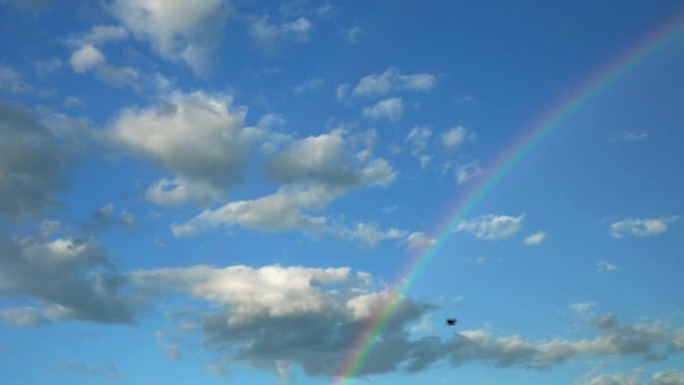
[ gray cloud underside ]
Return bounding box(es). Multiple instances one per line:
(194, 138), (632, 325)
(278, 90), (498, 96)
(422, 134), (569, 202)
(0, 102), (70, 219)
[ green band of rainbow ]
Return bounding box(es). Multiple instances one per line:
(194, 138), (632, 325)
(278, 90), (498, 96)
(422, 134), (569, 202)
(336, 12), (684, 384)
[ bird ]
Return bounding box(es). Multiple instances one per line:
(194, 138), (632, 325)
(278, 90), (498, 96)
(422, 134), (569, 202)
(446, 318), (457, 326)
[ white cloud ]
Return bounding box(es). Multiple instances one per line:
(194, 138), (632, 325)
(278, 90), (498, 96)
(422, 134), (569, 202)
(610, 130), (648, 143)
(352, 68), (437, 97)
(172, 185), (334, 236)
(455, 214), (525, 240)
(569, 302), (596, 316)
(293, 78), (325, 94)
(265, 129), (396, 188)
(63, 96), (85, 108)
(441, 126), (470, 148)
(70, 45), (105, 73)
(341, 26), (361, 44)
(331, 222), (434, 249)
(108, 90), (258, 202)
(146, 177), (222, 206)
(609, 216), (679, 238)
(406, 126), (434, 167)
(336, 83), (350, 100)
(362, 97), (404, 121)
(456, 160), (481, 184)
(112, 0), (230, 73)
(67, 24), (128, 46)
(0, 307), (49, 327)
(249, 17), (313, 51)
(524, 231), (546, 245)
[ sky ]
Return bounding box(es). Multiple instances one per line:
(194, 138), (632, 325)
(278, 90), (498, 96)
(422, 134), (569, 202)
(1, 0), (684, 384)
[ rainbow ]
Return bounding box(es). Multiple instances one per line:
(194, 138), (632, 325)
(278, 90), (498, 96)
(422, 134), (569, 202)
(335, 12), (684, 384)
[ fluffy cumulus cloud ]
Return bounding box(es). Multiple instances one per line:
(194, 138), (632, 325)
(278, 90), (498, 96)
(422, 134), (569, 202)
(0, 102), (70, 219)
(69, 44), (105, 73)
(112, 0), (230, 73)
(362, 97), (404, 121)
(609, 216), (679, 238)
(108, 90), (259, 205)
(351, 68), (437, 97)
(0, 233), (135, 324)
(455, 214), (525, 240)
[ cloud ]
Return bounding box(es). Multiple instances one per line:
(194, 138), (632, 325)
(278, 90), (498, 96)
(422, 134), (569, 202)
(455, 214), (525, 240)
(112, 0), (231, 73)
(67, 25), (128, 47)
(341, 26), (362, 44)
(0, 307), (50, 327)
(265, 129), (396, 188)
(362, 97), (404, 121)
(0, 102), (70, 219)
(0, 233), (135, 324)
(293, 78), (325, 94)
(336, 83), (350, 100)
(441, 126), (471, 148)
(80, 203), (136, 232)
(70, 44), (106, 73)
(108, 90), (259, 204)
(146, 177), (222, 206)
(456, 160), (482, 184)
(352, 68), (437, 97)
(171, 185), (333, 236)
(331, 222), (435, 249)
(609, 216), (679, 238)
(131, 264), (684, 378)
(130, 264), (432, 377)
(175, 129), (397, 236)
(610, 130), (648, 143)
(0, 65), (31, 94)
(33, 57), (62, 76)
(569, 302), (596, 316)
(579, 370), (684, 385)
(524, 231), (546, 245)
(249, 17), (313, 51)
(68, 44), (139, 88)
(404, 126), (434, 168)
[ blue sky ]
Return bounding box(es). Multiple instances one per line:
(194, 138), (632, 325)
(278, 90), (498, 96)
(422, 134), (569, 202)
(1, 1), (684, 384)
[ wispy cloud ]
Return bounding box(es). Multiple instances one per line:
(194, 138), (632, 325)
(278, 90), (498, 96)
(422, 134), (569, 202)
(609, 216), (679, 238)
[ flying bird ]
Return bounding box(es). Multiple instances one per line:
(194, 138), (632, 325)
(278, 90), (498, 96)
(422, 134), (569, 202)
(446, 318), (457, 326)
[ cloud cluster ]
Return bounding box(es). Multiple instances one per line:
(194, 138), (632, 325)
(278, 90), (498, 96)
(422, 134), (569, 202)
(172, 129), (396, 236)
